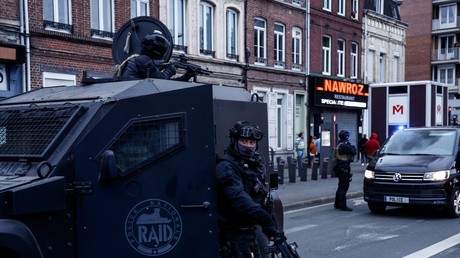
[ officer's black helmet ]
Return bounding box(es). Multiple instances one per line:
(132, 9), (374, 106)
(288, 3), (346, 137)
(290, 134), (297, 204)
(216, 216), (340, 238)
(339, 130), (350, 141)
(141, 32), (171, 60)
(229, 121), (263, 141)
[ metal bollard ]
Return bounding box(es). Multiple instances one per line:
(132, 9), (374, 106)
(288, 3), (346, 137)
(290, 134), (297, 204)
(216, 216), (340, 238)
(321, 157), (329, 179)
(276, 157), (285, 184)
(311, 157), (318, 180)
(287, 156), (297, 183)
(299, 158), (308, 181)
(297, 158), (302, 176)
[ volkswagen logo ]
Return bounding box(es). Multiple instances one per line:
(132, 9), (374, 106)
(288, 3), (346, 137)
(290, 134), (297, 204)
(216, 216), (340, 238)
(393, 173), (402, 182)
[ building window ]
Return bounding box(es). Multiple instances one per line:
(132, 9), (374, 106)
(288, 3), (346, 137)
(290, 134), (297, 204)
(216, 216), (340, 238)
(131, 0), (149, 18)
(379, 53), (386, 83)
(338, 0), (345, 16)
(90, 0), (115, 38)
(292, 27), (302, 70)
(337, 39), (345, 77)
(322, 36), (331, 75)
(274, 23), (285, 68)
(367, 50), (375, 82)
(439, 35), (455, 60)
(439, 66), (455, 85)
(392, 56), (399, 82)
(169, 0), (186, 51)
(42, 72), (76, 87)
(351, 42), (358, 78)
(199, 2), (214, 56)
(43, 0), (72, 32)
(352, 0), (359, 20)
(254, 18), (267, 64)
(226, 9), (238, 60)
(323, 0), (331, 11)
(375, 0), (383, 14)
(440, 4), (456, 26)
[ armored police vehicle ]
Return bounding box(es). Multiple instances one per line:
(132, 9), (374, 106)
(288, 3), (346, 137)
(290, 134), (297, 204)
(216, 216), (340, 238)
(0, 17), (285, 258)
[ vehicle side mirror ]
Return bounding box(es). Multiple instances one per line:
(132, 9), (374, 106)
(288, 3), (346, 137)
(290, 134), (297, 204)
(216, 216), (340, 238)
(99, 150), (118, 183)
(269, 173), (279, 190)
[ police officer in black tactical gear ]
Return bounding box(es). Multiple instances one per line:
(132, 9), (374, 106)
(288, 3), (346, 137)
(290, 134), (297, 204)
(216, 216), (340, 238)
(216, 121), (279, 258)
(121, 32), (193, 81)
(334, 130), (357, 211)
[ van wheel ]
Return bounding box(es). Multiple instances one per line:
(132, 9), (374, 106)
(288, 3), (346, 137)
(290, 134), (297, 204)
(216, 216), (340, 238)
(446, 186), (460, 218)
(368, 202), (386, 213)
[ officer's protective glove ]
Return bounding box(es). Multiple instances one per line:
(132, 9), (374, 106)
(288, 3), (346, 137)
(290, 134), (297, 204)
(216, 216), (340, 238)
(163, 64), (177, 79)
(262, 226), (279, 240)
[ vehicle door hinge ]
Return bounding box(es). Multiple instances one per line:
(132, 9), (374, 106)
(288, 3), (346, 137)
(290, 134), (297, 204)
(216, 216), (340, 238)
(66, 182), (93, 195)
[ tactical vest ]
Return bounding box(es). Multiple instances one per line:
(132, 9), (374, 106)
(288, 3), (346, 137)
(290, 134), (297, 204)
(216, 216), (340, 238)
(334, 143), (349, 161)
(217, 155), (267, 199)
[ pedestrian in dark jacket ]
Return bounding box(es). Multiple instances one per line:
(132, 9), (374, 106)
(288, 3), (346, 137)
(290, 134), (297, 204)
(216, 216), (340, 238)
(334, 130), (357, 211)
(358, 134), (368, 166)
(365, 132), (381, 162)
(216, 121), (279, 258)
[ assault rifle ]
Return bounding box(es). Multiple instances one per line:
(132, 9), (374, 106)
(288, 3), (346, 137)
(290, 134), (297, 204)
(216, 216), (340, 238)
(264, 232), (300, 258)
(171, 54), (213, 76)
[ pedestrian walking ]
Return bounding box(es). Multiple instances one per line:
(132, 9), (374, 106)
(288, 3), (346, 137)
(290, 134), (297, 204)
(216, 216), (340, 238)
(308, 136), (317, 167)
(365, 132), (381, 162)
(358, 134), (368, 166)
(295, 132), (305, 162)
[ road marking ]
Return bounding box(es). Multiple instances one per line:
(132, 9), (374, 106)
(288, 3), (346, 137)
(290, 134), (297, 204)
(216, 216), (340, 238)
(284, 197), (364, 214)
(284, 224), (318, 234)
(403, 232), (460, 258)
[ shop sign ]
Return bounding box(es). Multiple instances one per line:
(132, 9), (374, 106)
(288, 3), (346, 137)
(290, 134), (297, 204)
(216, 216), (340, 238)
(310, 76), (369, 109)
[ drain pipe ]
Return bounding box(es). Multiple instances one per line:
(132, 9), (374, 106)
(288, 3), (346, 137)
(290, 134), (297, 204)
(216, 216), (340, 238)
(21, 0), (31, 92)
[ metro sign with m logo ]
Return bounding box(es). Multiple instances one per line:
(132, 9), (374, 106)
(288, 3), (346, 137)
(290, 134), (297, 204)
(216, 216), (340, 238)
(393, 104), (403, 115)
(389, 96), (408, 124)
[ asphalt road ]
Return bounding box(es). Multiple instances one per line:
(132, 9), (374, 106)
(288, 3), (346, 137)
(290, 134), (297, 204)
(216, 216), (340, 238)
(283, 197), (460, 258)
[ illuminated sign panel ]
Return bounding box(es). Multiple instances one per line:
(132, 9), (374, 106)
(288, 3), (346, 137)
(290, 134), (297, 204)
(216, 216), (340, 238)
(310, 76), (369, 109)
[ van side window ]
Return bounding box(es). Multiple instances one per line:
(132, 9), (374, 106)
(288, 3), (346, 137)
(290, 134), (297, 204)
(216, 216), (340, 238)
(110, 113), (186, 175)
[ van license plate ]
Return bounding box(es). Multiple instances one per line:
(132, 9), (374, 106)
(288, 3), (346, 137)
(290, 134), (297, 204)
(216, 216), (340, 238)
(384, 196), (409, 203)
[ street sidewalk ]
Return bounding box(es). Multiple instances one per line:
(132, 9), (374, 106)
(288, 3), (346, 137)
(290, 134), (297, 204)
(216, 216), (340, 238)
(274, 162), (366, 211)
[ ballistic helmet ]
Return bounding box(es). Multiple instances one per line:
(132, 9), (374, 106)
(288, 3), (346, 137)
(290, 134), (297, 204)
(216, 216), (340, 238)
(229, 121), (263, 141)
(339, 130), (350, 141)
(141, 32), (171, 60)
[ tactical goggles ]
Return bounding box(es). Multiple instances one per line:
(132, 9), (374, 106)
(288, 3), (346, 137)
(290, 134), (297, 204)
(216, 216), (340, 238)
(239, 126), (263, 140)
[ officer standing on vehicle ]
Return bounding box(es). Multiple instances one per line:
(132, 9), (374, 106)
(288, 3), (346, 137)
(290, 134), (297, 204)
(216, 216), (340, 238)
(334, 130), (357, 211)
(119, 31), (193, 81)
(216, 121), (279, 258)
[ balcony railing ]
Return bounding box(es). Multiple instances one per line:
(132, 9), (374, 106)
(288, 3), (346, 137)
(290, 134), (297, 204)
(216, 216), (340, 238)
(432, 17), (460, 31)
(200, 49), (215, 58)
(226, 53), (239, 61)
(43, 20), (73, 33)
(431, 48), (460, 62)
(91, 29), (114, 39)
(173, 44), (188, 53)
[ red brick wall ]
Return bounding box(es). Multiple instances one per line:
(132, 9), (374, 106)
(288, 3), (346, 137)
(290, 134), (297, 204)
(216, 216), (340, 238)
(309, 2), (362, 79)
(246, 0), (306, 92)
(399, 0), (432, 81)
(1, 0), (19, 20)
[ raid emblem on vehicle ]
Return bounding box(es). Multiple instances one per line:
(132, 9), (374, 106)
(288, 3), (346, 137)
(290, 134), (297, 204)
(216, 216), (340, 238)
(393, 173), (402, 182)
(125, 199), (183, 256)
